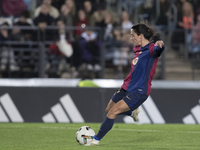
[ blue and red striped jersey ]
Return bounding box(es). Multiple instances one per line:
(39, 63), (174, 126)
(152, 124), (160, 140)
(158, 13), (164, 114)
(121, 43), (165, 95)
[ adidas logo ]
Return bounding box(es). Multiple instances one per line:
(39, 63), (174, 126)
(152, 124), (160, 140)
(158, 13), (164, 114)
(42, 94), (84, 123)
(182, 99), (200, 124)
(123, 96), (165, 124)
(0, 93), (24, 122)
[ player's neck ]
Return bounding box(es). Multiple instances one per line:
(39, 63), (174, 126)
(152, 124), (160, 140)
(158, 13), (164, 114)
(141, 39), (150, 47)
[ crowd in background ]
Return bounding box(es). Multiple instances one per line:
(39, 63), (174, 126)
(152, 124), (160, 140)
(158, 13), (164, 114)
(0, 0), (200, 79)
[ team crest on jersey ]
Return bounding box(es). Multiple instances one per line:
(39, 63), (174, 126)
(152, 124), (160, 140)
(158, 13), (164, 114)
(132, 57), (139, 65)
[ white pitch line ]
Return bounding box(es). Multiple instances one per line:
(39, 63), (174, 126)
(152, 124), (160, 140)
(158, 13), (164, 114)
(112, 128), (162, 132)
(0, 125), (25, 128)
(175, 131), (200, 134)
(65, 127), (200, 134)
(113, 128), (200, 134)
(40, 126), (66, 129)
(0, 125), (200, 134)
(40, 126), (161, 132)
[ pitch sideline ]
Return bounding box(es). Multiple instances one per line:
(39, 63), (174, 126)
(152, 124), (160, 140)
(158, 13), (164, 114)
(0, 125), (200, 134)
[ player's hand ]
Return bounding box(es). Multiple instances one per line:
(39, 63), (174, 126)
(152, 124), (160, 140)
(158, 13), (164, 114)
(155, 40), (164, 48)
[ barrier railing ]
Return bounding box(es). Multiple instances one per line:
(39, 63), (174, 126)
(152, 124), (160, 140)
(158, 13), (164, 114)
(3, 25), (196, 80)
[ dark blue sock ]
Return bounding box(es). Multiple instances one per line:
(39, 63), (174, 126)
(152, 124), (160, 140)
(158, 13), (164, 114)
(118, 110), (132, 116)
(94, 117), (115, 141)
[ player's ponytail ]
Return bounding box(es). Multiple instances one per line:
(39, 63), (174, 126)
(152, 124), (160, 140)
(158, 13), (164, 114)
(131, 22), (157, 41)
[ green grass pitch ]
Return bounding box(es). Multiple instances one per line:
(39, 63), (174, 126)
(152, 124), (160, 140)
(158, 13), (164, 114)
(0, 123), (200, 150)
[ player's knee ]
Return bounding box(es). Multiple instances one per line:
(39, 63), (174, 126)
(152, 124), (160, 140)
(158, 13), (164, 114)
(107, 111), (117, 119)
(107, 107), (118, 119)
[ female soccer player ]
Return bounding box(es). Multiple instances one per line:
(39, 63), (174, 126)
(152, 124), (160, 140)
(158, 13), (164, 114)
(105, 37), (164, 123)
(88, 23), (165, 146)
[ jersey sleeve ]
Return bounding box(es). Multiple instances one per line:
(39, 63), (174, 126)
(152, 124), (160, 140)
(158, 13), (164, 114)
(149, 44), (165, 57)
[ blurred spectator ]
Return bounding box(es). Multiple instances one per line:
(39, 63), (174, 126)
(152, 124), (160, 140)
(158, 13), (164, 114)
(190, 14), (200, 54)
(121, 10), (133, 33)
(138, 0), (154, 22)
(103, 11), (115, 40)
(121, 30), (135, 63)
(59, 4), (74, 40)
(120, 0), (143, 18)
(155, 0), (170, 28)
(0, 22), (19, 72)
(83, 1), (94, 26)
(192, 0), (200, 24)
(115, 30), (133, 77)
(14, 10), (34, 26)
(104, 26), (133, 78)
(12, 10), (33, 41)
(52, 20), (73, 58)
(23, 0), (32, 11)
(175, 0), (187, 12)
(10, 25), (24, 42)
(95, 10), (116, 41)
(34, 3), (56, 25)
(64, 0), (76, 17)
(48, 19), (75, 78)
(10, 10), (34, 72)
(1, 0), (27, 17)
(34, 0), (60, 19)
(89, 0), (107, 28)
(0, 22), (10, 42)
(171, 1), (194, 50)
(91, 0), (106, 12)
(79, 29), (101, 74)
(34, 4), (56, 41)
(75, 9), (88, 38)
(180, 2), (194, 29)
(60, 4), (74, 26)
(51, 0), (65, 11)
(104, 27), (123, 67)
(91, 7), (106, 28)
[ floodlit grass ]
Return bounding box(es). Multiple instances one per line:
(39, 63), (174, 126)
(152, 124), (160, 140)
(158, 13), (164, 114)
(0, 123), (200, 150)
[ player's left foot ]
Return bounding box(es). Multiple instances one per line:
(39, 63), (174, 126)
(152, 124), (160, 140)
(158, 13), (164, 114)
(131, 108), (140, 122)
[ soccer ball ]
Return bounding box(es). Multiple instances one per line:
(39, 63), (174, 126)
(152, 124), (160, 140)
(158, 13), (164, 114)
(75, 126), (95, 145)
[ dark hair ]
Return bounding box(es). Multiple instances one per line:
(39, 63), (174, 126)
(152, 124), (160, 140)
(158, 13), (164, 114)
(131, 23), (156, 41)
(21, 10), (30, 18)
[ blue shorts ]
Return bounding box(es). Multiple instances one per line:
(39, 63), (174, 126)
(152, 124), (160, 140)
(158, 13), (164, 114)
(111, 88), (148, 111)
(111, 88), (127, 103)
